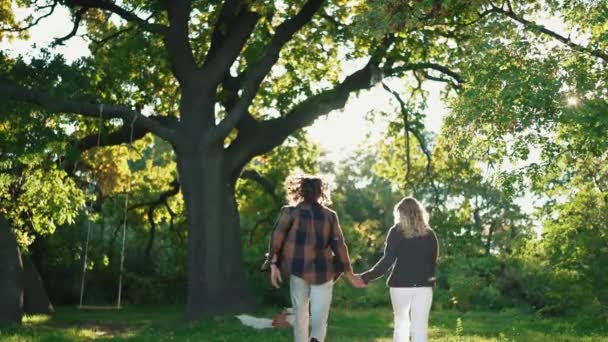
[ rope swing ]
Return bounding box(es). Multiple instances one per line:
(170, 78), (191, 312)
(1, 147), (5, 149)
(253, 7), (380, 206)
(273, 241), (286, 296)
(78, 104), (135, 311)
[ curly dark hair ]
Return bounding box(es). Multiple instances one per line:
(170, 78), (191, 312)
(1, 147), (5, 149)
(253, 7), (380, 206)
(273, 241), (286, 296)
(285, 173), (332, 205)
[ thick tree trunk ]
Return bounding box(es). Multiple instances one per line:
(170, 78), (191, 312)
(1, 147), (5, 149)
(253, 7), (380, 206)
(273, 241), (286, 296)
(22, 254), (55, 314)
(0, 216), (24, 324)
(177, 147), (254, 320)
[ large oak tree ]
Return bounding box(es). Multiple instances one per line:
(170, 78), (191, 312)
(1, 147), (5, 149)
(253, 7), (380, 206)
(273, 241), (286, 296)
(1, 0), (605, 319)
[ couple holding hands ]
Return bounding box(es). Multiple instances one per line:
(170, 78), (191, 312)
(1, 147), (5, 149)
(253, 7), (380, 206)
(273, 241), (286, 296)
(264, 174), (439, 342)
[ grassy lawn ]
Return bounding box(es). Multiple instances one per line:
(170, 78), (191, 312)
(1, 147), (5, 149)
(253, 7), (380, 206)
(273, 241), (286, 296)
(0, 306), (606, 342)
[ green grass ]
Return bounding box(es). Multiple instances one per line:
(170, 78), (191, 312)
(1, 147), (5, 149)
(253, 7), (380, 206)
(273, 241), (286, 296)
(0, 306), (606, 341)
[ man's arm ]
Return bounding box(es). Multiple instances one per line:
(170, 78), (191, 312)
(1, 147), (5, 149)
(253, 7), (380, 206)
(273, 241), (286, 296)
(266, 206), (292, 264)
(330, 212), (353, 274)
(266, 207), (292, 289)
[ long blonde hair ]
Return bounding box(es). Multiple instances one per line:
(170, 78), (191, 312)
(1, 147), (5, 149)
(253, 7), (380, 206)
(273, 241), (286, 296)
(394, 197), (431, 237)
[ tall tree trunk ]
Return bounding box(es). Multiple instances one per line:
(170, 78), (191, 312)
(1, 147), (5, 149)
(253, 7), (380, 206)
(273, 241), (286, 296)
(0, 216), (24, 324)
(177, 147), (253, 320)
(485, 221), (495, 255)
(22, 254), (55, 314)
(143, 206), (156, 267)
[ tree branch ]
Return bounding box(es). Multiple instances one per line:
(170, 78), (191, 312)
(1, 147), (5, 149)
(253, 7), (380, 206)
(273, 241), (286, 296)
(421, 71), (461, 89)
(52, 7), (88, 46)
(205, 1), (251, 103)
(87, 26), (135, 52)
(207, 0), (247, 59)
(382, 82), (413, 192)
(1, 0), (58, 33)
(382, 82), (441, 206)
(246, 215), (275, 246)
(65, 0), (167, 34)
(200, 7), (260, 90)
(408, 123), (440, 205)
(126, 170), (278, 240)
(164, 201), (176, 232)
(491, 4), (608, 63)
(209, 0), (324, 143)
(163, 0), (200, 85)
(216, 78), (260, 135)
(76, 116), (179, 151)
(128, 179), (181, 211)
(239, 168), (281, 245)
(226, 60), (382, 171)
(240, 169), (280, 201)
(388, 62), (463, 85)
(0, 78), (176, 143)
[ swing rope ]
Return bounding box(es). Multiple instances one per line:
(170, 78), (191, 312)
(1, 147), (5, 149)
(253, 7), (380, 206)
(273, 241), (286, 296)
(78, 104), (104, 309)
(117, 113), (137, 309)
(78, 104), (135, 310)
(78, 203), (92, 308)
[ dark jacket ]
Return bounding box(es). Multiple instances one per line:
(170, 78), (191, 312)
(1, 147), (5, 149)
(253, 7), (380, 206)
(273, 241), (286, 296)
(361, 225), (438, 287)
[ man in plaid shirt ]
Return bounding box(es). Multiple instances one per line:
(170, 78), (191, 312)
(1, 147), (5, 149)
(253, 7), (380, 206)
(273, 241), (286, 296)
(265, 175), (363, 342)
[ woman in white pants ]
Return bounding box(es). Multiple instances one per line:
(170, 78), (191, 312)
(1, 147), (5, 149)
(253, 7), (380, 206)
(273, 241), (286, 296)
(358, 197), (439, 342)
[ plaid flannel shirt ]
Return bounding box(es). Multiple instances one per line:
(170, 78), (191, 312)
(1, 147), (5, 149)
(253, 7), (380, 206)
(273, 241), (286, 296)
(267, 203), (352, 285)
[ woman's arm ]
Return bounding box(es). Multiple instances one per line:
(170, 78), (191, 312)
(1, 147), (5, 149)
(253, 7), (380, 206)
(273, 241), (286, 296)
(360, 227), (398, 284)
(429, 229), (439, 282)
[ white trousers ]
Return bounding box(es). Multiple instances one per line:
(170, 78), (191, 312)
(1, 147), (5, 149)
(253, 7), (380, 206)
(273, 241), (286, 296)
(390, 287), (433, 342)
(290, 275), (333, 342)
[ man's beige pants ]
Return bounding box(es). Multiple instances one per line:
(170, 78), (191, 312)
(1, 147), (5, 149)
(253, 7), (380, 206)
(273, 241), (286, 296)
(290, 275), (333, 342)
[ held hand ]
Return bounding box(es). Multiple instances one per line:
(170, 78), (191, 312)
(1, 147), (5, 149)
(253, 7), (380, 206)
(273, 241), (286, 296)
(270, 264), (282, 289)
(346, 273), (366, 288)
(353, 274), (367, 288)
